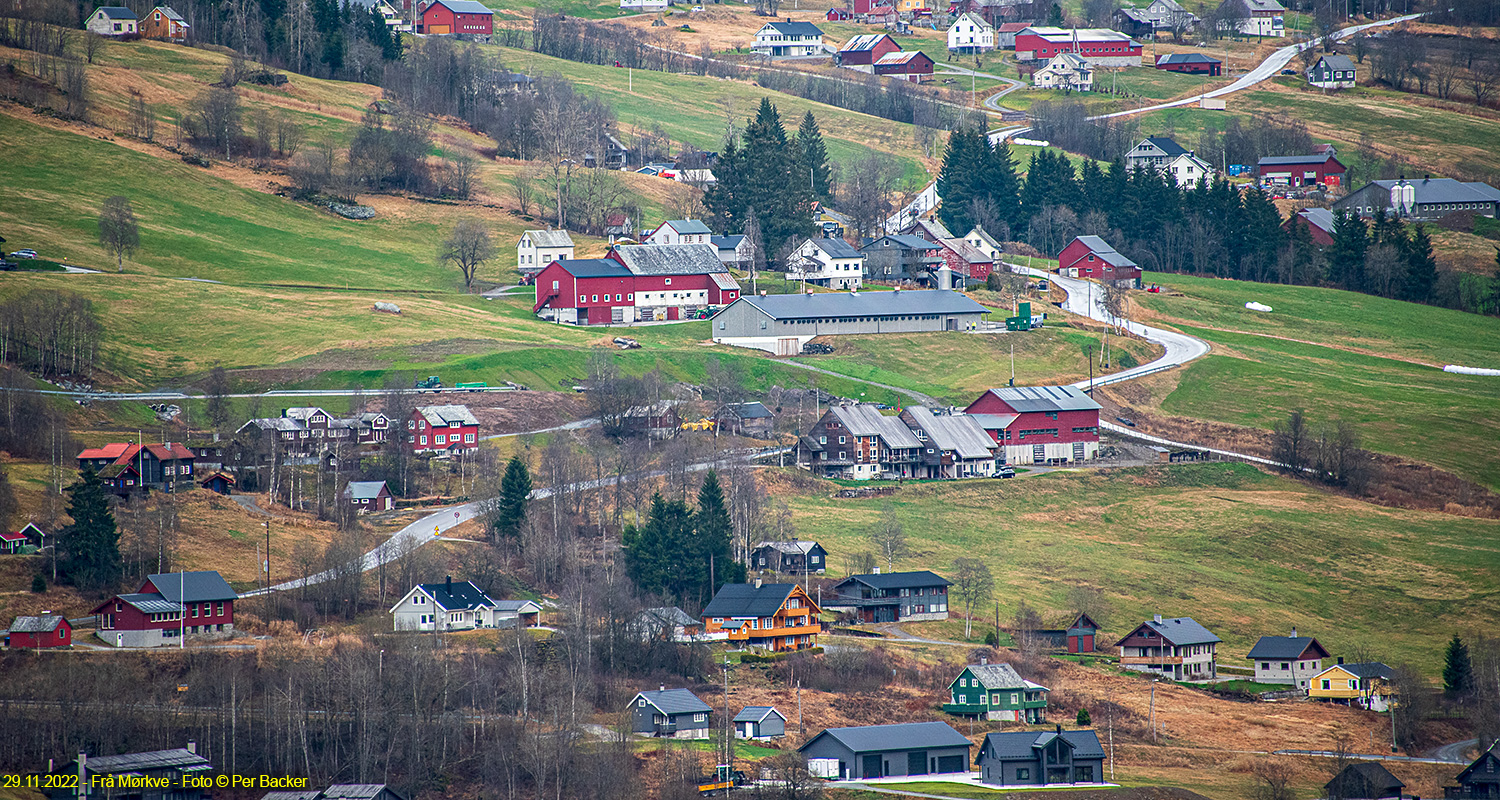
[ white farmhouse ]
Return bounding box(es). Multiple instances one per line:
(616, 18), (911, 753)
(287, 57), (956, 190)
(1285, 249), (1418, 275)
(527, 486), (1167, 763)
(517, 229), (575, 283)
(1032, 53), (1093, 91)
(1218, 0), (1284, 37)
(752, 20), (826, 58)
(646, 219), (714, 245)
(947, 12), (995, 53)
(391, 577), (501, 632)
(86, 6), (138, 35)
(1164, 152), (1214, 188)
(786, 237), (865, 290)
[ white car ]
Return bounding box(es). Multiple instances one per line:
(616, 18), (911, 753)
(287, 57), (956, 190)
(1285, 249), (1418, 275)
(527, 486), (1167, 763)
(8, 249), (37, 259)
(691, 5), (703, 10)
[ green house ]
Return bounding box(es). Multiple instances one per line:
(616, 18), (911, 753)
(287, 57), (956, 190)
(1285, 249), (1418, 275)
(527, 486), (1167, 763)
(942, 662), (1049, 723)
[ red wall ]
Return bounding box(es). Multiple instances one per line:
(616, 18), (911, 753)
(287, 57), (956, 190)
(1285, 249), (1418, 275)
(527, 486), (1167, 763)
(8, 622), (70, 648)
(939, 243), (992, 280)
(408, 410), (479, 453)
(421, 3), (492, 34)
(965, 392), (1100, 446)
(1058, 239), (1141, 282)
(1016, 32), (1140, 59)
(840, 36), (899, 65)
(1257, 157), (1346, 181)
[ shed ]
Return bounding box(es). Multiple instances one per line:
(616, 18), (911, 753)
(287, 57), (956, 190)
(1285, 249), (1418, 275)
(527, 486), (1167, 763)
(343, 480), (394, 512)
(800, 721), (972, 780)
(495, 599), (542, 628)
(1326, 762), (1405, 800)
(199, 471), (236, 496)
(4, 614), (72, 648)
(0, 530), (28, 554)
(734, 706), (787, 739)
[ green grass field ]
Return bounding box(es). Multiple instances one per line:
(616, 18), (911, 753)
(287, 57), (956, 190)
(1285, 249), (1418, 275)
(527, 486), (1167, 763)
(787, 461), (1500, 676)
(1136, 272), (1500, 489)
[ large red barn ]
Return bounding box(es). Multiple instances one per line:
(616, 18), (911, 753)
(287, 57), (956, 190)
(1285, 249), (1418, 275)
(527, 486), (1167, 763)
(873, 50), (935, 82)
(1057, 235), (1141, 288)
(964, 385), (1102, 465)
(1014, 26), (1141, 65)
(91, 571), (237, 648)
(1256, 153), (1347, 188)
(418, 0), (492, 35)
(837, 33), (900, 66)
(532, 244), (741, 325)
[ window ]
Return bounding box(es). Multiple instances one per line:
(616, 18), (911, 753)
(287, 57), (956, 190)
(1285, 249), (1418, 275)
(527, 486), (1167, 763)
(192, 605), (200, 618)
(665, 278), (672, 285)
(1075, 766), (1094, 783)
(1016, 769), (1030, 781)
(465, 434), (475, 443)
(1261, 662), (1270, 670)
(579, 295), (586, 303)
(1011, 692), (1019, 704)
(1348, 679), (1358, 690)
(436, 434), (446, 445)
(638, 697), (647, 707)
(693, 713), (707, 722)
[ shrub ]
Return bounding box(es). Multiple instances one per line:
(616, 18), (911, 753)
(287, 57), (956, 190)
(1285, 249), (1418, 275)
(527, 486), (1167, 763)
(1076, 708), (1091, 726)
(30, 573), (46, 593)
(983, 629), (1000, 647)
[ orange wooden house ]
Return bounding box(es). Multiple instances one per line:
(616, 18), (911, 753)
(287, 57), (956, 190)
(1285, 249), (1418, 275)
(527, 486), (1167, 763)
(140, 6), (189, 42)
(701, 580), (822, 652)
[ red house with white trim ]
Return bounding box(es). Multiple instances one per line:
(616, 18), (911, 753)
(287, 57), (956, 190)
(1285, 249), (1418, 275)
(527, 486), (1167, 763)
(91, 571), (237, 648)
(409, 405), (481, 454)
(418, 0), (492, 35)
(4, 614), (71, 648)
(532, 244), (741, 325)
(77, 442), (196, 496)
(964, 385), (1102, 465)
(937, 237), (994, 283)
(1057, 235), (1141, 288)
(873, 50), (936, 82)
(837, 33), (900, 66)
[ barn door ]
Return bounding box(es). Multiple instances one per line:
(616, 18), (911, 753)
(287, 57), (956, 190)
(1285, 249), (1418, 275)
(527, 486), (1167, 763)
(1072, 442), (1085, 461)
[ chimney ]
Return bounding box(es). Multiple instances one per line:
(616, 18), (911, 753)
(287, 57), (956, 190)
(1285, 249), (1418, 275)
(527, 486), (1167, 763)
(754, 578), (763, 589)
(1055, 724), (1063, 735)
(1337, 656), (1345, 665)
(660, 684), (665, 692)
(980, 656), (987, 665)
(1153, 614), (1163, 624)
(186, 740), (197, 755)
(213, 432), (220, 442)
(872, 567), (880, 574)
(445, 575), (452, 591)
(1291, 627), (1297, 638)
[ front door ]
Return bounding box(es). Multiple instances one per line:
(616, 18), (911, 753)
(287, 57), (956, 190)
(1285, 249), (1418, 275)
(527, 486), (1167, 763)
(1046, 768), (1069, 784)
(907, 751), (927, 775)
(862, 754), (883, 779)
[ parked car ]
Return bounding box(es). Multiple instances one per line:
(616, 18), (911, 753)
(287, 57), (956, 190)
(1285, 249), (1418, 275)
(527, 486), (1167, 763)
(1116, 416), (1136, 427)
(1279, 68), (1296, 75)
(8, 249), (37, 259)
(996, 465), (1016, 478)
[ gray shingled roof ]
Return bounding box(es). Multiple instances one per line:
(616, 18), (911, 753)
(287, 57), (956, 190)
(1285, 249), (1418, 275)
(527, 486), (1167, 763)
(7, 615), (65, 633)
(1071, 235), (1137, 267)
(703, 583), (797, 618)
(94, 6), (138, 18)
(763, 20), (824, 36)
(636, 688), (713, 715)
(711, 235), (745, 251)
(734, 706), (784, 723)
(903, 408), (996, 459)
(662, 219), (713, 236)
(736, 289), (986, 321)
(830, 404), (924, 449)
(1247, 636), (1327, 660)
(417, 580), (496, 612)
(1142, 616), (1220, 646)
(840, 570), (952, 590)
(1327, 763), (1404, 794)
(323, 786), (403, 800)
(982, 729), (1104, 760)
(1142, 137), (1188, 157)
(612, 244), (727, 276)
(153, 5), (186, 20)
(1313, 54), (1355, 72)
(149, 571), (237, 603)
(416, 405), (479, 427)
(80, 748), (210, 774)
(343, 481), (388, 501)
(261, 792), (321, 800)
(639, 606), (697, 627)
(800, 721), (970, 754)
(1297, 207), (1336, 235)
(962, 663), (1041, 691)
(524, 229), (574, 248)
(723, 401), (772, 419)
(754, 540), (821, 555)
(981, 385), (1102, 413)
(809, 237), (863, 259)
(864, 234), (942, 252)
(556, 258), (632, 278)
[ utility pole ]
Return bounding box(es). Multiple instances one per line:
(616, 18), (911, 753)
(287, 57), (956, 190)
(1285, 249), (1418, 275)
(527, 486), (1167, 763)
(1149, 678), (1157, 743)
(265, 518), (272, 591)
(1086, 344), (1094, 394)
(723, 655), (732, 789)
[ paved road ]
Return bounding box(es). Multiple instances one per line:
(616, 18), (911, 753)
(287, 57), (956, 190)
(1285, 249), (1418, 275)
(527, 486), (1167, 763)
(1428, 738), (1480, 763)
(229, 494), (272, 517)
(930, 64), (1026, 111)
(1275, 748), (1468, 765)
(873, 623), (970, 647)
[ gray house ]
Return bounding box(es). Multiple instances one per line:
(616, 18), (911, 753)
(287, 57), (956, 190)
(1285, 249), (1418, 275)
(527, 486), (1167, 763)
(861, 234), (945, 284)
(1246, 631), (1329, 688)
(827, 570), (952, 623)
(734, 706), (787, 739)
(976, 727), (1106, 786)
(1307, 53), (1356, 89)
(1124, 136), (1187, 172)
(710, 289), (988, 355)
(629, 688), (713, 739)
(800, 721), (972, 780)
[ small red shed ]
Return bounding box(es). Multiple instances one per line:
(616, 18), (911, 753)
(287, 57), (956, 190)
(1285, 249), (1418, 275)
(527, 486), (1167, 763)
(419, 0), (493, 35)
(5, 614), (73, 648)
(1066, 612), (1101, 653)
(873, 50), (935, 82)
(0, 530), (28, 554)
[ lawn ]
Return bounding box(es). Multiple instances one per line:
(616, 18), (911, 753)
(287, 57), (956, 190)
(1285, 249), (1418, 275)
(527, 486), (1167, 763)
(1134, 272), (1500, 489)
(786, 461), (1500, 676)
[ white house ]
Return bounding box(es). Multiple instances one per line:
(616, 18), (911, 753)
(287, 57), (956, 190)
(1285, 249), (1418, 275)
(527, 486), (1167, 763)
(86, 6), (138, 35)
(1307, 53), (1356, 89)
(1032, 53), (1093, 91)
(752, 21), (825, 58)
(517, 230), (575, 282)
(348, 0), (409, 32)
(646, 219), (714, 246)
(620, 0), (669, 9)
(947, 12), (995, 53)
(1163, 152), (1213, 188)
(963, 225), (1005, 260)
(677, 169), (718, 187)
(391, 577), (501, 632)
(786, 236), (865, 290)
(1219, 0), (1284, 37)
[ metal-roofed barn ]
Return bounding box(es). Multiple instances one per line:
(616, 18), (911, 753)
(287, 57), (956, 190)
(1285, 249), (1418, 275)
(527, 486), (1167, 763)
(710, 289), (988, 355)
(734, 706), (787, 739)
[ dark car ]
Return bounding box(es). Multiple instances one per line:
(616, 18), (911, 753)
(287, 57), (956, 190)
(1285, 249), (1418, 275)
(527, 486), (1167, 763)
(1279, 68), (1297, 75)
(995, 465), (1016, 478)
(1116, 416), (1137, 427)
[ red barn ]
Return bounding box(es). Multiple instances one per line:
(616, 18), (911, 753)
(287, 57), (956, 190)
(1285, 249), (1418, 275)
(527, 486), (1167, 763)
(4, 614), (71, 648)
(1014, 27), (1142, 65)
(1283, 207), (1336, 246)
(91, 571), (237, 648)
(873, 50), (935, 82)
(410, 405), (481, 454)
(964, 385), (1102, 465)
(419, 0), (492, 35)
(837, 33), (900, 66)
(1155, 52), (1221, 75)
(1256, 153), (1347, 187)
(937, 237), (994, 283)
(533, 244), (741, 325)
(827, 7), (852, 20)
(1057, 235), (1141, 288)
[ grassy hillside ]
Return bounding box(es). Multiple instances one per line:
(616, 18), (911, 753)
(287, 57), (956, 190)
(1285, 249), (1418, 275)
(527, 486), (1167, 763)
(1134, 273), (1500, 489)
(786, 461), (1500, 674)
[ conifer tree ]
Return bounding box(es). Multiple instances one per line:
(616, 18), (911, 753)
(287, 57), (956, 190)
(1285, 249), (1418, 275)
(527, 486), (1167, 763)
(623, 493), (697, 598)
(1444, 634), (1473, 696)
(937, 127), (980, 234)
(693, 470), (744, 596)
(795, 111), (832, 203)
(60, 470), (121, 593)
(1326, 211), (1369, 289)
(1401, 223), (1438, 303)
(981, 137), (1022, 231)
(493, 456), (532, 541)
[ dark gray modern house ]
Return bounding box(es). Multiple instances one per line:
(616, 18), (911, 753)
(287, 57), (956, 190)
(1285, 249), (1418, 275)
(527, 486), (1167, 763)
(734, 706), (787, 740)
(799, 721), (972, 780)
(628, 688), (713, 739)
(709, 289), (988, 355)
(827, 570), (952, 623)
(975, 727), (1106, 786)
(750, 540), (828, 574)
(1446, 741), (1500, 799)
(1334, 177), (1500, 221)
(861, 234), (945, 284)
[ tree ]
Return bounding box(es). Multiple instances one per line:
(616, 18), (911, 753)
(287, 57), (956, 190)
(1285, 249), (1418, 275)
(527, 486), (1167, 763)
(204, 366), (232, 433)
(623, 492), (697, 598)
(1047, 2), (1064, 25)
(1402, 223), (1438, 303)
(97, 196), (140, 273)
(1445, 634), (1474, 697)
(868, 502), (909, 570)
(30, 573), (46, 593)
(1250, 758), (1296, 800)
(1271, 410), (1310, 473)
(438, 218), (494, 289)
(0, 466), (17, 533)
(59, 470), (122, 593)
(493, 456), (532, 542)
(1325, 211), (1368, 290)
(743, 207), (766, 289)
(795, 111), (832, 203)
(694, 470), (745, 596)
(195, 87), (241, 159)
(950, 557), (994, 639)
(1076, 708), (1091, 725)
(83, 31), (103, 64)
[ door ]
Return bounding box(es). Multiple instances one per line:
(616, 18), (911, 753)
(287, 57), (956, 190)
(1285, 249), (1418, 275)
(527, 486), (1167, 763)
(777, 338), (799, 356)
(862, 754), (883, 779)
(907, 751), (928, 775)
(936, 755), (966, 773)
(1072, 442), (1085, 461)
(1032, 444), (1045, 463)
(1046, 768), (1069, 784)
(429, 23), (450, 33)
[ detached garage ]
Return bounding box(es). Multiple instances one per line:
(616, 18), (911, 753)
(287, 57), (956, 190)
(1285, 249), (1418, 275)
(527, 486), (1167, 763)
(800, 721), (973, 781)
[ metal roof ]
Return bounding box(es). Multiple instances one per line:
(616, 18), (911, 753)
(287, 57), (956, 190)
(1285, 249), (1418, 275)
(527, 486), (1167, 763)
(612, 244), (727, 276)
(1141, 616), (1221, 646)
(762, 20), (824, 36)
(981, 385), (1102, 413)
(660, 219), (713, 235)
(875, 50), (929, 66)
(638, 606), (697, 627)
(555, 258), (633, 279)
(967, 225), (1004, 251)
(1327, 763), (1404, 793)
(344, 481), (389, 500)
(323, 786), (403, 800)
(863, 233), (942, 252)
(80, 748), (210, 774)
(961, 663), (1038, 691)
(148, 571), (237, 603)
(7, 615), (65, 633)
(800, 721), (970, 754)
(830, 405), (924, 449)
(753, 540), (822, 555)
(808, 237), (863, 259)
(941, 237), (992, 264)
(1362, 178), (1500, 205)
(838, 570), (952, 590)
(1312, 54), (1355, 72)
(1258, 154), (1339, 166)
(94, 6), (138, 17)
(1239, 0), (1286, 11)
(1247, 636), (1328, 660)
(431, 0), (493, 12)
(1020, 26), (1134, 43)
(635, 688), (713, 716)
(840, 33), (894, 52)
(703, 583), (798, 618)
(1070, 235), (1136, 267)
(261, 792), (321, 800)
(968, 413), (1020, 431)
(711, 235), (745, 251)
(722, 401), (773, 419)
(735, 289), (986, 321)
(1157, 52), (1220, 65)
(494, 599), (541, 613)
(416, 580), (497, 612)
(416, 404), (480, 427)
(524, 229), (574, 248)
(152, 5), (186, 20)
(902, 408), (996, 459)
(981, 729), (1104, 760)
(1297, 207), (1336, 235)
(734, 706), (784, 723)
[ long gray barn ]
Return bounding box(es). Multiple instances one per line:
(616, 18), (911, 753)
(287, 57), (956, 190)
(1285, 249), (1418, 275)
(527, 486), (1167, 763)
(710, 289), (989, 355)
(799, 721), (973, 780)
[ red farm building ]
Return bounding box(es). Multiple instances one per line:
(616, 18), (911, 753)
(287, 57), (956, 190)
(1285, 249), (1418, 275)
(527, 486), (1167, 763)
(873, 50), (935, 82)
(837, 33), (900, 66)
(91, 571), (237, 648)
(1256, 153), (1347, 188)
(532, 243), (741, 325)
(964, 385), (1102, 465)
(4, 614), (72, 648)
(1155, 52), (1221, 75)
(1057, 235), (1142, 288)
(418, 0), (492, 35)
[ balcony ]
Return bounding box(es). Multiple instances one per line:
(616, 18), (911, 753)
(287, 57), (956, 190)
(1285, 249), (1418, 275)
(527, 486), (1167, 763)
(1120, 655), (1183, 665)
(723, 621), (823, 640)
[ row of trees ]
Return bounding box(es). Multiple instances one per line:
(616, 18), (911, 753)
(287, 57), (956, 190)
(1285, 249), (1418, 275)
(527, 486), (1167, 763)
(1362, 30), (1500, 107)
(706, 100), (828, 260)
(623, 473), (746, 607)
(1270, 410), (1372, 490)
(0, 288), (103, 379)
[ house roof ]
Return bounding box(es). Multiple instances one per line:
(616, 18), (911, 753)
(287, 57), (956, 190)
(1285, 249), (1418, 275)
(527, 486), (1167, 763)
(415, 405), (480, 427)
(903, 407), (997, 459)
(800, 721), (970, 754)
(753, 540), (822, 555)
(639, 606), (698, 627)
(1326, 763), (1405, 793)
(967, 225), (1004, 251)
(1456, 741), (1500, 783)
(323, 786), (404, 800)
(733, 289), (987, 322)
(951, 12), (994, 30)
(555, 258), (634, 279)
(941, 237), (993, 264)
(524, 229), (575, 248)
(979, 385), (1102, 413)
(808, 236), (863, 259)
(1136, 137), (1188, 158)
(115, 593), (185, 614)
(839, 570), (952, 590)
(79, 748), (210, 774)
(7, 615), (65, 633)
(635, 688), (713, 715)
(1042, 52), (1091, 71)
(998, 22), (1031, 31)
(875, 50), (931, 66)
(864, 233), (942, 252)
(660, 219), (713, 235)
(962, 663), (1046, 691)
(1136, 616), (1221, 646)
(982, 729), (1105, 760)
(262, 792), (322, 800)
(734, 706), (784, 723)
(761, 20), (824, 36)
(1020, 26), (1135, 43)
(1258, 154), (1340, 166)
(1361, 178), (1500, 205)
(344, 481), (389, 500)
(1338, 662), (1394, 680)
(148, 571), (238, 603)
(1157, 52), (1221, 65)
(711, 234), (746, 251)
(829, 404), (924, 449)
(77, 443), (133, 460)
(416, 580), (497, 612)
(494, 599), (541, 613)
(1248, 636), (1329, 660)
(1068, 235), (1136, 267)
(93, 6), (138, 18)
(703, 583), (800, 618)
(152, 6), (186, 20)
(968, 412), (1020, 431)
(612, 244), (728, 276)
(841, 33), (895, 52)
(1297, 208), (1337, 236)
(0, 530), (27, 542)
(722, 401), (773, 419)
(1236, 0), (1285, 11)
(1312, 54), (1355, 72)
(430, 0), (493, 13)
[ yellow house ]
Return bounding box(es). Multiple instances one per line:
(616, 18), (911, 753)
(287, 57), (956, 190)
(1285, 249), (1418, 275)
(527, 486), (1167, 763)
(1308, 662), (1394, 712)
(896, 0), (928, 12)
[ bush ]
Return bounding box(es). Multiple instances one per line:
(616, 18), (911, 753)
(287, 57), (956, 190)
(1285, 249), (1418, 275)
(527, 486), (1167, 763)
(1076, 708), (1091, 726)
(983, 629), (1000, 647)
(30, 573), (46, 593)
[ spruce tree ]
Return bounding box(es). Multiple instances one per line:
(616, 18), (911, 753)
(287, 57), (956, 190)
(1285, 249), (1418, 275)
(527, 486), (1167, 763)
(60, 470), (121, 593)
(693, 470), (744, 597)
(937, 128), (980, 234)
(1325, 211), (1368, 289)
(1047, 2), (1064, 25)
(1443, 634), (1473, 696)
(982, 137), (1023, 231)
(493, 456), (532, 541)
(623, 493), (697, 598)
(795, 111), (832, 203)
(1401, 223), (1438, 303)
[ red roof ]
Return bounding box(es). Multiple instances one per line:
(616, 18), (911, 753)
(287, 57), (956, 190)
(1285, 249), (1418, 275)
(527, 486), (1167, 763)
(78, 442), (194, 466)
(78, 443), (132, 460)
(998, 22), (1029, 31)
(0, 531), (27, 542)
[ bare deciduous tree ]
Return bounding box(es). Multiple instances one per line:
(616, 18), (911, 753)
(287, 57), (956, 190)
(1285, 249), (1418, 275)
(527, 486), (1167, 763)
(867, 501), (909, 570)
(97, 195), (140, 273)
(950, 557), (994, 639)
(438, 218), (495, 289)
